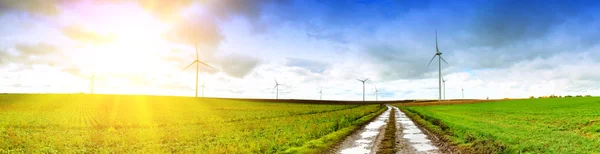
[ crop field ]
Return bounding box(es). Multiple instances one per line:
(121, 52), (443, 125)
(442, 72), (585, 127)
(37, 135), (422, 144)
(397, 97), (600, 153)
(0, 94), (385, 153)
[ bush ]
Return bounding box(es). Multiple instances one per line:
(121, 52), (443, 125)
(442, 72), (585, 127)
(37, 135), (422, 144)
(565, 95), (573, 98)
(585, 95), (592, 97)
(576, 95), (583, 97)
(529, 96), (535, 99)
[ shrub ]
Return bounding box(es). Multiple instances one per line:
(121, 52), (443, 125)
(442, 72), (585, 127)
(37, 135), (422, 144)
(576, 95), (583, 97)
(585, 95), (592, 97)
(565, 95), (573, 98)
(529, 96), (535, 99)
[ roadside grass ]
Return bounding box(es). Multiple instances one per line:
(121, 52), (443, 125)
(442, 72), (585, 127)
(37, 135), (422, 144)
(283, 106), (386, 154)
(396, 97), (600, 153)
(0, 94), (384, 153)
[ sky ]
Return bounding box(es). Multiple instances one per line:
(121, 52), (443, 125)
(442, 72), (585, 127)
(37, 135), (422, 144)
(1, 0), (600, 100)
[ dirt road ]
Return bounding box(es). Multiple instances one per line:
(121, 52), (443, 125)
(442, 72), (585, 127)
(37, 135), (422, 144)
(332, 106), (440, 154)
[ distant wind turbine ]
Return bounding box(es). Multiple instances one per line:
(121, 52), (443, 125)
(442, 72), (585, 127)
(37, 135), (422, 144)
(442, 78), (447, 100)
(357, 78), (369, 101)
(375, 86), (380, 101)
(273, 78), (282, 99)
(427, 30), (449, 101)
(318, 87), (323, 100)
(183, 44), (215, 98)
(462, 84), (464, 99)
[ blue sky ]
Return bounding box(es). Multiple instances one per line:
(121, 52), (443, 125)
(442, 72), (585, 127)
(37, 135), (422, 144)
(1, 0), (600, 100)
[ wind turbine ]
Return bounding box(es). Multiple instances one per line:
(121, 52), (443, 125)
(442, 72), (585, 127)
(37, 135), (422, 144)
(442, 78), (447, 100)
(183, 44), (215, 98)
(357, 78), (369, 101)
(375, 86), (380, 101)
(318, 87), (323, 100)
(427, 30), (448, 101)
(273, 78), (282, 99)
(462, 85), (464, 99)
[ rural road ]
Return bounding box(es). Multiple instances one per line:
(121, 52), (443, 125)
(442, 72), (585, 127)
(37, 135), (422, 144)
(332, 106), (440, 154)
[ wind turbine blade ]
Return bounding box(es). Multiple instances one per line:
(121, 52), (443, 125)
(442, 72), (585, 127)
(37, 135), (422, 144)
(182, 61), (197, 71)
(274, 78), (278, 84)
(272, 85), (277, 91)
(440, 56), (448, 64)
(365, 78), (369, 82)
(197, 60), (215, 69)
(427, 55), (436, 68)
(436, 29), (439, 53)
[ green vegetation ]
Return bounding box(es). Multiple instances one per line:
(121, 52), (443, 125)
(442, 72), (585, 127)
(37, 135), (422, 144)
(0, 94), (384, 153)
(377, 107), (396, 154)
(397, 97), (600, 153)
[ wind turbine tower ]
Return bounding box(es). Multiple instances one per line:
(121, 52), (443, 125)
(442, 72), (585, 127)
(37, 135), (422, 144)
(357, 78), (369, 101)
(442, 78), (447, 100)
(273, 78), (282, 99)
(318, 87), (323, 100)
(183, 44), (215, 98)
(427, 30), (449, 101)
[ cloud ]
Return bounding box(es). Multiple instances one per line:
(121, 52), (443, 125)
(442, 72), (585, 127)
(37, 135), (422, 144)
(10, 43), (85, 78)
(60, 25), (117, 44)
(135, 0), (195, 21)
(285, 57), (328, 73)
(15, 43), (56, 55)
(469, 0), (599, 48)
(217, 53), (260, 78)
(0, 0), (62, 16)
(165, 16), (222, 46)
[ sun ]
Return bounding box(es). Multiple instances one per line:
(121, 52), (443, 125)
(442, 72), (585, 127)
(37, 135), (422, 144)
(71, 5), (174, 87)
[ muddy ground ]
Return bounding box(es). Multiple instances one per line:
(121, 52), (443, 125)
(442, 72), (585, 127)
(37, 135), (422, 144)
(331, 106), (446, 154)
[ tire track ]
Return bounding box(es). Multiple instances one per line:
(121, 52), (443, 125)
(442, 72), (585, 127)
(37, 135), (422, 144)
(392, 106), (440, 154)
(335, 106), (391, 154)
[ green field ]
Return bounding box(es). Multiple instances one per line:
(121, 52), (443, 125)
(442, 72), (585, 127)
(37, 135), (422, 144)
(0, 94), (384, 153)
(397, 97), (600, 153)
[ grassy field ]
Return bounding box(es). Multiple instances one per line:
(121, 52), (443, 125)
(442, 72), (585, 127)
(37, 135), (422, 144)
(397, 97), (600, 153)
(0, 94), (385, 153)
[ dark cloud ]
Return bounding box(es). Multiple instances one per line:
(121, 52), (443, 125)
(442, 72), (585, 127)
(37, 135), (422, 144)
(364, 43), (430, 80)
(0, 0), (62, 15)
(469, 0), (600, 47)
(217, 54), (260, 78)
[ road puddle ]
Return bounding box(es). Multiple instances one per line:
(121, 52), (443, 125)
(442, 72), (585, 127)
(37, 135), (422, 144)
(339, 106), (391, 154)
(393, 106), (439, 153)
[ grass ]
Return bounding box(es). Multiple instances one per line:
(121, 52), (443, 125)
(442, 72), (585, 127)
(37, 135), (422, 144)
(0, 94), (384, 153)
(377, 107), (396, 154)
(396, 97), (600, 153)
